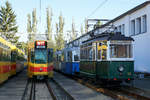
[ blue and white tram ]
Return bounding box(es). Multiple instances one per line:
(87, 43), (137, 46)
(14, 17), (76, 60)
(62, 47), (80, 75)
(54, 50), (62, 72)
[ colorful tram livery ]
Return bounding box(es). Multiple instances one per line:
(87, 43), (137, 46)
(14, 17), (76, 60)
(27, 41), (53, 78)
(62, 47), (80, 75)
(0, 37), (25, 84)
(54, 45), (80, 75)
(80, 32), (134, 84)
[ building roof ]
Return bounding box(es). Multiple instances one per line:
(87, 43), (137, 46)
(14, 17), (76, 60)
(67, 1), (150, 45)
(82, 32), (134, 44)
(100, 1), (150, 28)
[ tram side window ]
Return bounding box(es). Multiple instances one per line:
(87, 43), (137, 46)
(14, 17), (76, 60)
(56, 55), (60, 61)
(6, 52), (9, 61)
(74, 55), (79, 61)
(11, 51), (16, 62)
(102, 49), (107, 60)
(97, 42), (107, 60)
(0, 48), (2, 61)
(67, 51), (72, 62)
(89, 47), (92, 60)
(2, 50), (6, 61)
(48, 50), (53, 63)
(83, 49), (85, 60)
(80, 48), (83, 60)
(110, 44), (132, 58)
(61, 53), (65, 62)
(30, 51), (34, 63)
(97, 50), (101, 60)
(92, 48), (95, 60)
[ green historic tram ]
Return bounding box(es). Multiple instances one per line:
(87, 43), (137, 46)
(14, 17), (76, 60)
(80, 32), (134, 84)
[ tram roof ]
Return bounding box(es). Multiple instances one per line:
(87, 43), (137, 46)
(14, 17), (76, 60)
(82, 32), (134, 44)
(0, 36), (17, 49)
(0, 37), (24, 55)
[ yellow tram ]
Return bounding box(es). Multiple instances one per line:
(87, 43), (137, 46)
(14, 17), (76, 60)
(27, 41), (53, 79)
(0, 37), (25, 84)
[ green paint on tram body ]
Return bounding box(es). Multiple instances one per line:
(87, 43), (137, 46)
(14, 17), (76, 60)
(80, 61), (134, 80)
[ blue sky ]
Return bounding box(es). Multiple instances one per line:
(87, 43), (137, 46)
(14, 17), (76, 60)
(0, 0), (147, 42)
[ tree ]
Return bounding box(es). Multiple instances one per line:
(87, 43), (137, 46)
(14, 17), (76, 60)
(55, 13), (65, 50)
(71, 18), (77, 41)
(84, 18), (88, 33)
(27, 13), (32, 41)
(46, 7), (52, 40)
(27, 8), (37, 41)
(27, 14), (32, 33)
(31, 8), (37, 40)
(17, 42), (27, 54)
(0, 1), (18, 44)
(46, 7), (54, 48)
(80, 24), (84, 36)
(32, 8), (37, 34)
(94, 20), (102, 29)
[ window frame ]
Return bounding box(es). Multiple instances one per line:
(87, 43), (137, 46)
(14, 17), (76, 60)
(131, 19), (135, 36)
(97, 41), (108, 61)
(142, 15), (147, 33)
(107, 41), (134, 61)
(136, 17), (141, 34)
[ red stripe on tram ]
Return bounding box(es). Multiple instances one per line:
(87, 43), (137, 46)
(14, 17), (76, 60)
(0, 65), (10, 73)
(30, 66), (53, 72)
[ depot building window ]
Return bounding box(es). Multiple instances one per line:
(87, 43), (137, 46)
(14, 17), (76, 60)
(136, 17), (141, 34)
(142, 15), (147, 33)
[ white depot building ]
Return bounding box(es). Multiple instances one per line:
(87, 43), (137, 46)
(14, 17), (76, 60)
(93, 1), (150, 73)
(72, 1), (150, 73)
(98, 1), (150, 73)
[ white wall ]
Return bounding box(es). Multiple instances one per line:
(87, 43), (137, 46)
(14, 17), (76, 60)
(78, 3), (150, 73)
(105, 4), (150, 73)
(130, 5), (150, 72)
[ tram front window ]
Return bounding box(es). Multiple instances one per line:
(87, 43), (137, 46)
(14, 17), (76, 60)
(110, 44), (132, 58)
(35, 49), (47, 64)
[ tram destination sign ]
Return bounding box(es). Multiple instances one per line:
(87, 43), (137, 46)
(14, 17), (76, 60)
(35, 41), (47, 49)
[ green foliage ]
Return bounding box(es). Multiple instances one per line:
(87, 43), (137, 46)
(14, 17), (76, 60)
(71, 18), (77, 41)
(0, 1), (18, 44)
(27, 8), (37, 41)
(46, 7), (54, 48)
(55, 13), (65, 50)
(94, 20), (102, 28)
(46, 7), (52, 40)
(27, 14), (32, 33)
(80, 24), (84, 35)
(32, 8), (37, 33)
(84, 18), (88, 33)
(27, 13), (32, 41)
(17, 42), (27, 54)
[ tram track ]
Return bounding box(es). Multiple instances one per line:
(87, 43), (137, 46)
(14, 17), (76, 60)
(46, 79), (75, 100)
(22, 78), (74, 100)
(56, 71), (150, 100)
(29, 79), (36, 100)
(74, 78), (150, 100)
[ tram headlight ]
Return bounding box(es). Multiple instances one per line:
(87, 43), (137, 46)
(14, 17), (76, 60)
(118, 66), (124, 72)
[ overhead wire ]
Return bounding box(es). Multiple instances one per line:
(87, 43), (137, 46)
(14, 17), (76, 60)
(78, 0), (109, 33)
(87, 0), (108, 18)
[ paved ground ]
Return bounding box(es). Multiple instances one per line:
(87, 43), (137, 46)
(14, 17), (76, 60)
(53, 72), (114, 100)
(0, 70), (27, 100)
(123, 77), (150, 92)
(133, 78), (150, 91)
